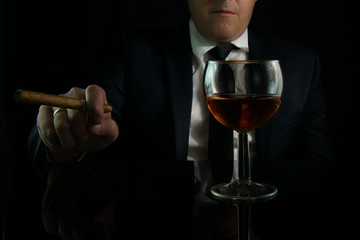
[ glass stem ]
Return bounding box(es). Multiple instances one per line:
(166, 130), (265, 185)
(237, 132), (251, 182)
(237, 202), (251, 240)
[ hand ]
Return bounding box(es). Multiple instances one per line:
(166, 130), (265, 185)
(37, 85), (119, 162)
(42, 162), (118, 240)
(192, 204), (238, 240)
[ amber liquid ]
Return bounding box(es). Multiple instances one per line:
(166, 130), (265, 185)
(206, 94), (281, 133)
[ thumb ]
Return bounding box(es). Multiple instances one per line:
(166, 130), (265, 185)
(85, 84), (107, 125)
(88, 123), (103, 135)
(88, 117), (119, 145)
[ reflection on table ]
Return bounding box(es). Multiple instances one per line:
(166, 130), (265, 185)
(41, 160), (359, 240)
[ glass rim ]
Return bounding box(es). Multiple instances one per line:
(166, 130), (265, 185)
(206, 59), (280, 64)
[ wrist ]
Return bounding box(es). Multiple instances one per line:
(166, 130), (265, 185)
(45, 147), (87, 163)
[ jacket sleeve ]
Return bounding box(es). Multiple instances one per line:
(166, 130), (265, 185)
(28, 125), (48, 182)
(281, 52), (335, 195)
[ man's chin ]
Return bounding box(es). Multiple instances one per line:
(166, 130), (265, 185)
(209, 20), (247, 43)
(209, 26), (239, 43)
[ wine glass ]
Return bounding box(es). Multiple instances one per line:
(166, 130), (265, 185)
(204, 60), (283, 202)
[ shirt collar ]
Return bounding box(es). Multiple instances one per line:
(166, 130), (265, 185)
(189, 18), (249, 60)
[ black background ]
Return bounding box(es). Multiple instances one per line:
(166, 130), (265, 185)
(1, 0), (358, 239)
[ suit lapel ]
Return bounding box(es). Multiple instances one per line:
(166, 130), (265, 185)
(248, 30), (266, 61)
(162, 29), (275, 163)
(163, 27), (193, 161)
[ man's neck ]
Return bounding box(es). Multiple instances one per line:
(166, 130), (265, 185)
(189, 19), (249, 60)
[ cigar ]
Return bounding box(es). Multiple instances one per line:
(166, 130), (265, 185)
(14, 89), (112, 113)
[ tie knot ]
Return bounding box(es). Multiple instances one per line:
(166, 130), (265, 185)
(209, 43), (239, 60)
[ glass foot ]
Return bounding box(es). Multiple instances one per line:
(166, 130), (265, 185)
(211, 180), (277, 203)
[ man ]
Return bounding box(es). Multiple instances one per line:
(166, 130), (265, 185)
(30, 0), (334, 239)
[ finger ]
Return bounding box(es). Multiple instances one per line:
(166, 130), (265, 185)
(65, 87), (86, 99)
(51, 87), (85, 148)
(67, 109), (91, 142)
(85, 84), (107, 125)
(64, 88), (91, 142)
(37, 105), (62, 150)
(88, 117), (119, 147)
(52, 107), (76, 150)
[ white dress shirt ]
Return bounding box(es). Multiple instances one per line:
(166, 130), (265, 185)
(187, 19), (255, 213)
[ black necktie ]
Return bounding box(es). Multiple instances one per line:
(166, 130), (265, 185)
(208, 43), (239, 184)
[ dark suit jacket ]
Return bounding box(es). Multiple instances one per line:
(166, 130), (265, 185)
(88, 25), (334, 190)
(28, 25), (334, 239)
